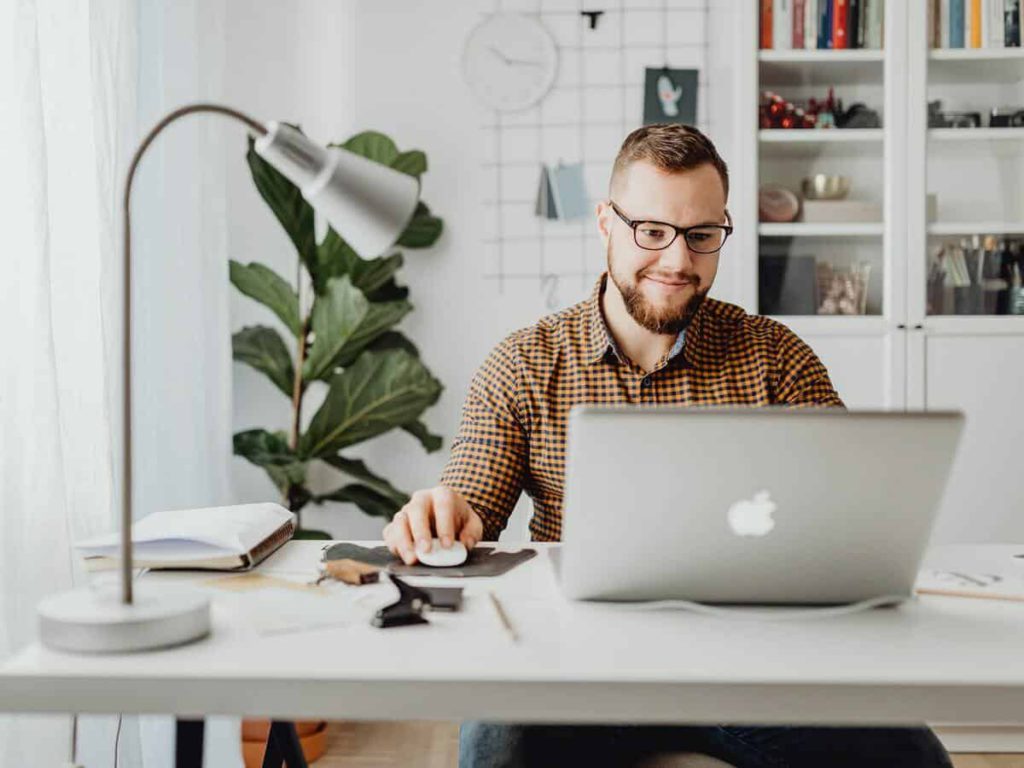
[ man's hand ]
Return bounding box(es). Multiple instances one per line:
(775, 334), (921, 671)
(383, 486), (484, 565)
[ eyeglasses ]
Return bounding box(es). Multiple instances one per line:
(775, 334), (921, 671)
(609, 201), (733, 254)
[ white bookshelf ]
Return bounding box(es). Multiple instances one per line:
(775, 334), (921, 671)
(736, 0), (899, 333)
(927, 222), (1024, 235)
(924, 315), (1024, 335)
(759, 222), (884, 237)
(758, 49), (885, 63)
(732, 4), (1024, 749)
(928, 48), (1024, 61)
(928, 128), (1024, 142)
(759, 128), (885, 143)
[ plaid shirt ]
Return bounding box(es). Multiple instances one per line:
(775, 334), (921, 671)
(440, 274), (843, 542)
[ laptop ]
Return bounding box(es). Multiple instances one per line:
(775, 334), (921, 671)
(554, 406), (964, 604)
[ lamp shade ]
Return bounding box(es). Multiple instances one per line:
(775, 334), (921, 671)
(255, 122), (420, 258)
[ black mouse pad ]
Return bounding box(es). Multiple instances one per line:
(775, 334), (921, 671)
(322, 543), (537, 578)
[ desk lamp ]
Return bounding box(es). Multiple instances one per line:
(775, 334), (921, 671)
(37, 103), (419, 652)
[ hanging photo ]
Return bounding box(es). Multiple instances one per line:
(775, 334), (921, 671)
(643, 67), (698, 125)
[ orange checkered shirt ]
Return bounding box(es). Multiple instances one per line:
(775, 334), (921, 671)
(440, 274), (844, 542)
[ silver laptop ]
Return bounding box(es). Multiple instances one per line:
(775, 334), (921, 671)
(555, 406), (964, 604)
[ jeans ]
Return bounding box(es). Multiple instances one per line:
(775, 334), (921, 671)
(459, 722), (954, 768)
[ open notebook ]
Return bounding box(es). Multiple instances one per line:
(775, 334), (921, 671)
(75, 502), (295, 571)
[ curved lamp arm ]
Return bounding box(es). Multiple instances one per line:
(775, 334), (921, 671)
(120, 104), (266, 604)
(118, 104), (419, 604)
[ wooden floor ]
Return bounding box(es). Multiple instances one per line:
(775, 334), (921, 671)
(317, 721), (1024, 767)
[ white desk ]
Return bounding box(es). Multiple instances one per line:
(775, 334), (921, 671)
(3, 543), (1024, 728)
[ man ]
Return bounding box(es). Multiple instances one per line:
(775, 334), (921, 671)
(383, 124), (952, 768)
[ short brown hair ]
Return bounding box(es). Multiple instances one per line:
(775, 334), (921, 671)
(610, 123), (729, 198)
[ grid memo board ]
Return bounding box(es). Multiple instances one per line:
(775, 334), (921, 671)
(480, 0), (710, 310)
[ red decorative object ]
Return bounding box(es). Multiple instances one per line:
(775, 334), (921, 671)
(760, 89), (845, 130)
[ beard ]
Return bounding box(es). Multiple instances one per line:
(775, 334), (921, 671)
(607, 242), (709, 335)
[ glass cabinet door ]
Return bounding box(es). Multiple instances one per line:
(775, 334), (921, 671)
(923, 39), (1024, 316)
(756, 17), (888, 318)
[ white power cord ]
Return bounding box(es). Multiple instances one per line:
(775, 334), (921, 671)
(612, 594), (910, 621)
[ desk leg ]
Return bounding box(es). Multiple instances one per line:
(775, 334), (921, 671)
(175, 719), (204, 768)
(261, 721), (308, 768)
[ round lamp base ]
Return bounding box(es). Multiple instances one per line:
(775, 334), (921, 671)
(38, 585), (211, 653)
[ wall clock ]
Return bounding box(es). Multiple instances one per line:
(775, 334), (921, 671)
(462, 13), (559, 112)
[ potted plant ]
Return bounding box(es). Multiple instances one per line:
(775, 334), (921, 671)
(231, 129), (444, 765)
(231, 128), (444, 538)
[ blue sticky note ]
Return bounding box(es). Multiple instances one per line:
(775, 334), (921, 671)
(550, 163), (589, 221)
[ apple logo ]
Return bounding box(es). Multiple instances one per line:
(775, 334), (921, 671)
(727, 490), (777, 537)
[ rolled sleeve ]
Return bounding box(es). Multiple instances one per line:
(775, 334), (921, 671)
(772, 324), (845, 408)
(439, 334), (530, 540)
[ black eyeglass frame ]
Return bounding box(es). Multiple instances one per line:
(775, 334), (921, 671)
(609, 200), (734, 254)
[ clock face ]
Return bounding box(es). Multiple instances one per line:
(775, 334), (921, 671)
(462, 13), (559, 112)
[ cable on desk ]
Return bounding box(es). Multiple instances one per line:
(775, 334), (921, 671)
(613, 594), (910, 621)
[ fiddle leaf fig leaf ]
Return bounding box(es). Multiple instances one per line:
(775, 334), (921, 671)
(229, 260), (301, 336)
(316, 484), (403, 519)
(321, 454), (408, 508)
(302, 276), (369, 381)
(391, 150), (427, 177)
(397, 202), (443, 249)
(232, 326), (295, 397)
(246, 135), (317, 273)
(302, 276), (412, 381)
(401, 420), (443, 453)
(300, 349), (442, 458)
(233, 429), (307, 493)
(330, 299), (412, 372)
(338, 131), (399, 166)
(315, 229), (405, 296)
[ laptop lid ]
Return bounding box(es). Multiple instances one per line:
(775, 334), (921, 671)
(558, 407), (964, 604)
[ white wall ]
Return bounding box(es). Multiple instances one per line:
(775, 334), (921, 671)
(224, 0), (739, 540)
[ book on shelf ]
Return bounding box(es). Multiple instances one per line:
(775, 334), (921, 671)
(761, 0), (773, 49)
(987, 0), (999, 46)
(775, 0), (792, 49)
(951, 0), (966, 46)
(799, 199), (882, 223)
(820, 0), (833, 47)
(868, 0), (884, 48)
(761, 0), (884, 50)
(794, 0), (806, 47)
(966, 0), (979, 47)
(940, 0), (951, 47)
(930, 0), (1020, 48)
(848, 0), (861, 48)
(805, 0), (819, 48)
(833, 0), (849, 48)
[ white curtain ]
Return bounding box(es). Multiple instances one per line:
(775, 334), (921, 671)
(127, 0), (241, 765)
(0, 0), (238, 765)
(0, 0), (133, 766)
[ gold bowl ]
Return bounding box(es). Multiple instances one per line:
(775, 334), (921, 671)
(801, 174), (850, 200)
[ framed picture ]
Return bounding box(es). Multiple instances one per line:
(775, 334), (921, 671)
(643, 68), (698, 125)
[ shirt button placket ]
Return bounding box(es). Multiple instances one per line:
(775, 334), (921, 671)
(640, 374), (652, 401)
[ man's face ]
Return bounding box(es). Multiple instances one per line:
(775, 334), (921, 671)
(596, 161), (727, 335)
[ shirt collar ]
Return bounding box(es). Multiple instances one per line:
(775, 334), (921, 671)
(584, 273), (689, 367)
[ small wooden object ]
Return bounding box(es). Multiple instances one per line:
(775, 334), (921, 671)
(322, 559), (380, 586)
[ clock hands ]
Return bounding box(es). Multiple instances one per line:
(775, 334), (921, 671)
(487, 45), (544, 68)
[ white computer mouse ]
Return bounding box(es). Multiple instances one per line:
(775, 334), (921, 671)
(417, 539), (468, 567)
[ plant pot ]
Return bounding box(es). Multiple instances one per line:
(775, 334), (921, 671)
(241, 719), (327, 767)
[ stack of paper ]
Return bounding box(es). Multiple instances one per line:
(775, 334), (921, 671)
(915, 568), (1024, 602)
